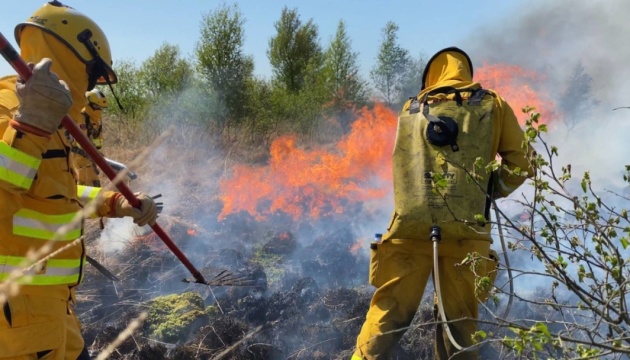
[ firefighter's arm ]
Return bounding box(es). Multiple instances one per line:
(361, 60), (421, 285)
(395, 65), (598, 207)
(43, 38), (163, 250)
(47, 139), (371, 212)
(0, 59), (72, 194)
(90, 190), (159, 226)
(0, 118), (50, 194)
(492, 96), (534, 198)
(78, 189), (154, 225)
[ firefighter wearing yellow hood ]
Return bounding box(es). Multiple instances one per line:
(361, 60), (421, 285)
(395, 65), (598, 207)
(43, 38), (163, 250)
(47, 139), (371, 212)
(0, 2), (159, 359)
(352, 47), (532, 359)
(70, 88), (108, 187)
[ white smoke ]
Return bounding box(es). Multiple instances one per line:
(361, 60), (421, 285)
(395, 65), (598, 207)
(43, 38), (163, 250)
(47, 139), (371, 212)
(98, 217), (139, 253)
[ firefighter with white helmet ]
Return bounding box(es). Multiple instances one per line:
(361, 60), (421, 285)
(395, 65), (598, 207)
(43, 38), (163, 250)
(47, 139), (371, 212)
(0, 2), (158, 358)
(70, 88), (108, 187)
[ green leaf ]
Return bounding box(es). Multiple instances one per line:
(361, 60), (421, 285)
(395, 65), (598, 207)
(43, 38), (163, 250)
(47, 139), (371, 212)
(474, 214), (487, 225)
(435, 179), (448, 189)
(473, 330), (487, 342)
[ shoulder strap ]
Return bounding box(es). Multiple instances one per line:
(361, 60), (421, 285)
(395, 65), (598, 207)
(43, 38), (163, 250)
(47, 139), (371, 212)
(420, 86), (463, 106)
(467, 87), (490, 106)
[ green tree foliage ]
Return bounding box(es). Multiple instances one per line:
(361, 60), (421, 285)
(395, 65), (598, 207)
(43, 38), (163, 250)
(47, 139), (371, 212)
(370, 21), (411, 108)
(394, 53), (427, 110)
(242, 77), (276, 144)
(195, 3), (254, 132)
(267, 7), (327, 138)
(268, 7), (323, 93)
(138, 43), (193, 99)
(104, 59), (146, 122)
(322, 20), (368, 133)
(137, 44), (208, 131)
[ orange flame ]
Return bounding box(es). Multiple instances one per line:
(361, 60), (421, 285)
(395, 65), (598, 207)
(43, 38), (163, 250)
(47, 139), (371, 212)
(476, 63), (557, 124)
(187, 229), (197, 236)
(219, 63), (556, 221)
(219, 103), (397, 221)
(349, 238), (363, 255)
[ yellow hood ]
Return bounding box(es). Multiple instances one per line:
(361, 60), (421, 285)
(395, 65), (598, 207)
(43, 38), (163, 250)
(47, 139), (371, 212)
(419, 47), (479, 97)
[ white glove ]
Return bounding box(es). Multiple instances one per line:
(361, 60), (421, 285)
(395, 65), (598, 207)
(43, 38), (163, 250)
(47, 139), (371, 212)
(14, 58), (73, 134)
(113, 192), (158, 226)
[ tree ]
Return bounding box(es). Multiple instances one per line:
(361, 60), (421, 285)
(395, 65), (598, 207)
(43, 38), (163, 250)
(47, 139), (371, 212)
(195, 3), (254, 132)
(268, 7), (323, 93)
(394, 53), (427, 109)
(138, 43), (193, 100)
(103, 59), (146, 122)
(322, 20), (368, 112)
(370, 21), (411, 107)
(558, 61), (597, 130)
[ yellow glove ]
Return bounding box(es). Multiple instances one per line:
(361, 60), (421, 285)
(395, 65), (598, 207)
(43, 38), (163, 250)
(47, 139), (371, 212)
(112, 192), (158, 226)
(14, 58), (73, 134)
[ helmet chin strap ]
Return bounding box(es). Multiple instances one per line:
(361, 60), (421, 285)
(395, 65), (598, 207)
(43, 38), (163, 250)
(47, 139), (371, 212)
(79, 29), (124, 111)
(101, 68), (124, 111)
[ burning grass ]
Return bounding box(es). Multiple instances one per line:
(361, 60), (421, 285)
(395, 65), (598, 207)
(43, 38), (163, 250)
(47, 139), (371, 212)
(78, 104), (492, 358)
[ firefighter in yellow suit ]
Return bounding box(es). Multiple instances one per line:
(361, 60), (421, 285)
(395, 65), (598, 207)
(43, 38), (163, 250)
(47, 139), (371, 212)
(352, 47), (533, 359)
(0, 2), (159, 359)
(71, 88), (107, 187)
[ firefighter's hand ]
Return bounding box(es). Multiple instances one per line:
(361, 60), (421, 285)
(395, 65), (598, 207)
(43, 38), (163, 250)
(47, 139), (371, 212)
(113, 192), (158, 226)
(14, 58), (73, 135)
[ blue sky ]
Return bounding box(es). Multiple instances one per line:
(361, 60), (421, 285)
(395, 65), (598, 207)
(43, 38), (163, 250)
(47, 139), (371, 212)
(0, 0), (525, 80)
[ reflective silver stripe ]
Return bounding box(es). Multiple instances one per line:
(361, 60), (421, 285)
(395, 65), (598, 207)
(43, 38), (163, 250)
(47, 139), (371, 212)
(0, 155), (37, 180)
(0, 264), (80, 276)
(0, 142), (41, 189)
(13, 216), (79, 233)
(0, 256), (82, 285)
(13, 208), (82, 241)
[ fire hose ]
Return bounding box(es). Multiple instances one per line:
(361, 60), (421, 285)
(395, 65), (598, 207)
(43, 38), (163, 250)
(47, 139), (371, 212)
(494, 205), (514, 320)
(430, 225), (467, 352)
(431, 207), (515, 353)
(0, 32), (211, 285)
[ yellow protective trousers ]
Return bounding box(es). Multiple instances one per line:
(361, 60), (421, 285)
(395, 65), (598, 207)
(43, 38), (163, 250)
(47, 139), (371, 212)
(0, 294), (84, 359)
(353, 238), (492, 360)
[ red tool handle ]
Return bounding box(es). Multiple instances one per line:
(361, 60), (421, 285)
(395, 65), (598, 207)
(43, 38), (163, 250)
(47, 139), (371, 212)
(0, 33), (207, 284)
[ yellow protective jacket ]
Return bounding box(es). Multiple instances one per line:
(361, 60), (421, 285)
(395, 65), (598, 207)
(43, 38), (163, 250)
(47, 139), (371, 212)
(80, 105), (103, 150)
(0, 75), (116, 301)
(385, 47), (532, 242)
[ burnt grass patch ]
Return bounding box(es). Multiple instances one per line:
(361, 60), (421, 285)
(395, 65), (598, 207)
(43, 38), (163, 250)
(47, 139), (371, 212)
(77, 213), (437, 359)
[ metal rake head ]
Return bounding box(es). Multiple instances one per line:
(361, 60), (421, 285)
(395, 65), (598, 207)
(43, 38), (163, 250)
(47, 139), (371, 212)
(182, 269), (257, 287)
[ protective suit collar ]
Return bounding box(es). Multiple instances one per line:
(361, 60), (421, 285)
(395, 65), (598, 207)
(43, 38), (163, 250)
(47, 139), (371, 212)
(420, 47), (479, 96)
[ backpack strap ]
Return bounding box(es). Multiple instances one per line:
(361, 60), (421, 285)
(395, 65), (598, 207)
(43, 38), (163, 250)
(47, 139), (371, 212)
(408, 97), (421, 114)
(467, 87), (489, 106)
(420, 86), (463, 106)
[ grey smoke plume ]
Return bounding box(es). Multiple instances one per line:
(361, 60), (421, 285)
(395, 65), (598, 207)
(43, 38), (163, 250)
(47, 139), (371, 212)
(462, 0), (630, 188)
(467, 0), (630, 109)
(461, 1), (630, 329)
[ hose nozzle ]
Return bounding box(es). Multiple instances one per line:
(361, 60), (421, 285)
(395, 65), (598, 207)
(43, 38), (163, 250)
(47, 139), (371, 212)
(430, 225), (441, 242)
